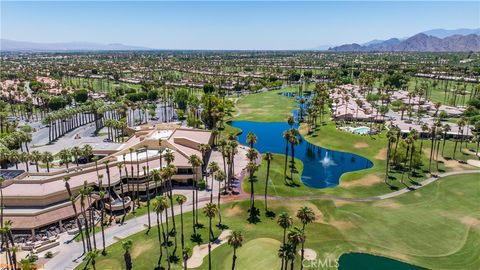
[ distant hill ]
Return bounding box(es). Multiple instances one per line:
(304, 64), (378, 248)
(422, 28), (480, 38)
(328, 33), (480, 52)
(0, 39), (151, 51)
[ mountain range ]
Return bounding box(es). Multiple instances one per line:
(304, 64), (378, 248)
(328, 28), (480, 52)
(0, 39), (150, 51)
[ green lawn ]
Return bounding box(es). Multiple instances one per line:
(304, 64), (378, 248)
(233, 88), (298, 122)
(75, 173), (480, 270)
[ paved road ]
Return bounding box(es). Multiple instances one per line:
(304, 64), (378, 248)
(44, 169), (480, 270)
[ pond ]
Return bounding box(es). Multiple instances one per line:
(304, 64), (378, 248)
(338, 253), (424, 270)
(230, 121), (373, 188)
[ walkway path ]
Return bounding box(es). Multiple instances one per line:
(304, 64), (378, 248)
(44, 169), (480, 270)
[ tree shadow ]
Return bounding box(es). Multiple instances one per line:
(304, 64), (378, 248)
(247, 206), (261, 224)
(216, 223), (229, 230)
(194, 223), (205, 229)
(190, 233), (203, 244)
(168, 254), (180, 264)
(265, 210), (276, 219)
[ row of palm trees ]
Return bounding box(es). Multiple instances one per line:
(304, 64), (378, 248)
(43, 101), (124, 143)
(104, 118), (128, 142)
(384, 117), (478, 185)
(1, 144), (93, 173)
(277, 207), (316, 270)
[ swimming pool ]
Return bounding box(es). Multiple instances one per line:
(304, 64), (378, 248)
(352, 127), (370, 134)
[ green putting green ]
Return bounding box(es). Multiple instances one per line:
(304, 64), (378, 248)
(222, 238), (282, 270)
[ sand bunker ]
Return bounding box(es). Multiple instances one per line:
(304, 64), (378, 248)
(354, 142), (369, 149)
(375, 148), (387, 160)
(187, 230), (232, 268)
(341, 174), (382, 188)
(299, 248), (317, 260)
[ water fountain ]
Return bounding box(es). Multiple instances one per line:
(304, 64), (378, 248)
(320, 152), (335, 167)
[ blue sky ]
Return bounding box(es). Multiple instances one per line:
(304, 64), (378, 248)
(1, 1), (479, 49)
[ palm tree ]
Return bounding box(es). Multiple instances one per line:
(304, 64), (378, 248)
(215, 170), (226, 225)
(453, 118), (466, 160)
(104, 160), (113, 220)
(442, 124), (451, 156)
(30, 150), (42, 172)
(203, 203), (218, 270)
(59, 148), (71, 169)
(9, 244), (19, 269)
(296, 207), (316, 270)
(246, 161), (258, 210)
(282, 130), (291, 179)
(42, 151), (54, 172)
(85, 249), (100, 270)
(82, 144), (93, 163)
(264, 152), (274, 212)
(278, 243), (295, 270)
(277, 212), (293, 270)
(0, 176), (4, 250)
(227, 231), (244, 270)
(289, 128), (299, 166)
(207, 161), (220, 203)
(71, 146), (82, 167)
(19, 152), (30, 172)
(117, 163), (127, 217)
(63, 176), (86, 254)
(122, 240), (133, 270)
(98, 191), (107, 254)
(176, 195), (188, 269)
(287, 227), (305, 270)
(385, 129), (396, 184)
(152, 195), (168, 267)
(246, 132), (257, 148)
(188, 154), (203, 231)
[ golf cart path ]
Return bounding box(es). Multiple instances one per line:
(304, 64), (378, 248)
(259, 169), (480, 202)
(186, 230), (232, 268)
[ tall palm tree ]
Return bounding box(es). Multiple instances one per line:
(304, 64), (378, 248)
(263, 152), (274, 212)
(122, 240), (133, 270)
(277, 212), (293, 270)
(246, 132), (257, 148)
(152, 195), (168, 267)
(98, 191), (107, 254)
(64, 176), (86, 254)
(86, 249), (100, 270)
(287, 227), (305, 270)
(117, 163), (127, 217)
(30, 150), (42, 172)
(71, 146), (82, 167)
(188, 154), (203, 232)
(282, 130), (291, 180)
(0, 176), (4, 251)
(227, 230), (244, 270)
(42, 151), (54, 172)
(296, 207), (316, 270)
(289, 128), (299, 166)
(215, 170), (226, 225)
(176, 195), (188, 270)
(246, 161), (258, 210)
(104, 160), (113, 221)
(203, 203), (218, 270)
(59, 148), (71, 169)
(207, 162), (220, 203)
